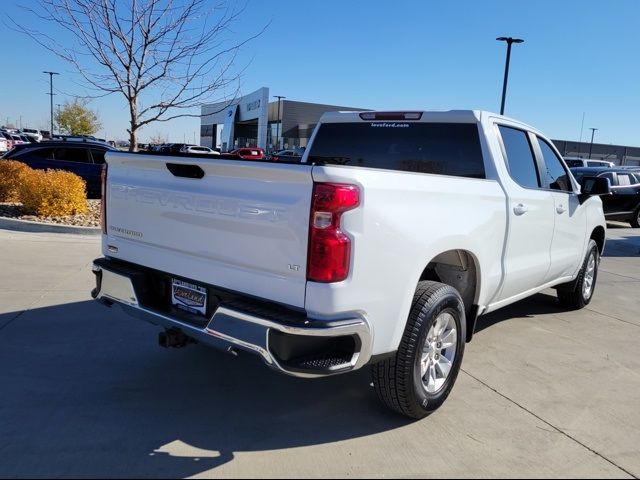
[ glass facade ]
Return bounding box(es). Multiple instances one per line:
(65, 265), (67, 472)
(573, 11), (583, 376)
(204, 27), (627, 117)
(266, 122), (280, 152)
(202, 97), (366, 151)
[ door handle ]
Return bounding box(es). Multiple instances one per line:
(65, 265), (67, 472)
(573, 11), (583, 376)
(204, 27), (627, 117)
(556, 205), (567, 214)
(513, 204), (528, 216)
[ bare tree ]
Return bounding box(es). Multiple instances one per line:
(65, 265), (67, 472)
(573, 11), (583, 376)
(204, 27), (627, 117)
(12, 0), (263, 151)
(149, 131), (168, 145)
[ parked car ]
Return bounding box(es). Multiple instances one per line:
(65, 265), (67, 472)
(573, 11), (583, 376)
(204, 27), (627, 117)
(268, 149), (305, 162)
(10, 135), (27, 146)
(229, 147), (265, 160)
(0, 132), (14, 150)
(21, 128), (43, 142)
(180, 145), (220, 155)
(0, 136), (7, 153)
(2, 140), (117, 198)
(93, 110), (608, 419)
(166, 143), (192, 154)
(564, 157), (615, 168)
(571, 167), (640, 227)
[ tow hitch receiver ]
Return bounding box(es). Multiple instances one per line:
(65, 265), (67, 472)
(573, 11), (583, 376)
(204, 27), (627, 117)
(159, 328), (195, 348)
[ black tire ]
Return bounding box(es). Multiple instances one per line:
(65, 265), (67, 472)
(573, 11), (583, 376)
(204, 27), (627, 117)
(557, 239), (600, 310)
(371, 281), (466, 419)
(630, 207), (640, 228)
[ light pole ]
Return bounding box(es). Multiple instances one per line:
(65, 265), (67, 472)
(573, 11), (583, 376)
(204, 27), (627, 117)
(56, 104), (61, 135)
(496, 37), (524, 115)
(588, 128), (599, 159)
(43, 71), (60, 137)
(274, 95), (286, 150)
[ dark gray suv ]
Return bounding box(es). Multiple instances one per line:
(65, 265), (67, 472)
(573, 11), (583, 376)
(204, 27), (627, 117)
(2, 140), (116, 198)
(571, 167), (640, 227)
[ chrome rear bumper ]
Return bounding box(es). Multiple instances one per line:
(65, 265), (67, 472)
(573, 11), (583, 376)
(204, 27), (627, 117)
(92, 261), (372, 378)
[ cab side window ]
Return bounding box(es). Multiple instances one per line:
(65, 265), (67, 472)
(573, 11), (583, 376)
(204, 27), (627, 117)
(498, 126), (541, 189)
(537, 138), (572, 192)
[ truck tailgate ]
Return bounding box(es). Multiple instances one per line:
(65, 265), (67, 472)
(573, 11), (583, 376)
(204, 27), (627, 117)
(104, 152), (313, 308)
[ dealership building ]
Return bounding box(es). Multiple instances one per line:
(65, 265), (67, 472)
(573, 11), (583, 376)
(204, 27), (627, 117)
(552, 139), (640, 166)
(200, 87), (367, 152)
(201, 87), (640, 165)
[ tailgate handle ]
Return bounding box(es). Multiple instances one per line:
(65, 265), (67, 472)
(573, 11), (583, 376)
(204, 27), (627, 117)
(166, 163), (205, 179)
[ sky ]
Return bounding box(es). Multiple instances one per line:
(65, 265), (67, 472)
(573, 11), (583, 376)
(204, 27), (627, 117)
(1, 0), (639, 146)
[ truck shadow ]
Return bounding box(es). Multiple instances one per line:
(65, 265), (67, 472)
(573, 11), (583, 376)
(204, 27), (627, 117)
(0, 300), (410, 478)
(474, 292), (561, 335)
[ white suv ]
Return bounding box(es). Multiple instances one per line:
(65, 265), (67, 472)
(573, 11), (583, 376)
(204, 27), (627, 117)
(564, 156), (614, 168)
(180, 145), (220, 155)
(21, 129), (43, 142)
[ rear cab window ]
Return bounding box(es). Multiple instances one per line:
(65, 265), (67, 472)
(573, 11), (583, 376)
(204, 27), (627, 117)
(307, 122), (486, 179)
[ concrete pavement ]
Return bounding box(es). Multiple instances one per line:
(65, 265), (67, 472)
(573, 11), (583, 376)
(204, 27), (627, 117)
(0, 227), (638, 478)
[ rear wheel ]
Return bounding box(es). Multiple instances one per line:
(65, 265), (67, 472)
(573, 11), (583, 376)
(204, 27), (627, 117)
(557, 239), (600, 309)
(371, 281), (466, 419)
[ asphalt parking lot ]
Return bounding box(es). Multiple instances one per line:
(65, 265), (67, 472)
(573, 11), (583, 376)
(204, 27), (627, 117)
(0, 226), (639, 478)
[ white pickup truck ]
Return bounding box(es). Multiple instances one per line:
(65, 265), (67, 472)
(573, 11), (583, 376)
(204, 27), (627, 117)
(92, 110), (610, 419)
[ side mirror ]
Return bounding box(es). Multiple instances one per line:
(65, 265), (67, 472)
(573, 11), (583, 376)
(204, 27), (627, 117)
(579, 176), (611, 203)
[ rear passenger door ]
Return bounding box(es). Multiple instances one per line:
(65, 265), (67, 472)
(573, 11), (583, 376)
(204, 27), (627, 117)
(495, 125), (555, 301)
(53, 147), (99, 194)
(533, 137), (587, 281)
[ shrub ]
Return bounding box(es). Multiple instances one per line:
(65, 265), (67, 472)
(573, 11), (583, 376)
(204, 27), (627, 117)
(18, 169), (87, 217)
(0, 160), (32, 202)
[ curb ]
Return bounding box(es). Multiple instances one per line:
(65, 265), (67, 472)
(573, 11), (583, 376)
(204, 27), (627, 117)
(0, 216), (102, 236)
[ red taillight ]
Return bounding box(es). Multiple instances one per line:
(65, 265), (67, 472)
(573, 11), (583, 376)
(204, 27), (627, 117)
(100, 164), (107, 234)
(307, 183), (360, 283)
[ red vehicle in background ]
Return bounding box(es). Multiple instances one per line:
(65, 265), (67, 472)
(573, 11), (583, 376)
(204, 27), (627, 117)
(229, 147), (265, 160)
